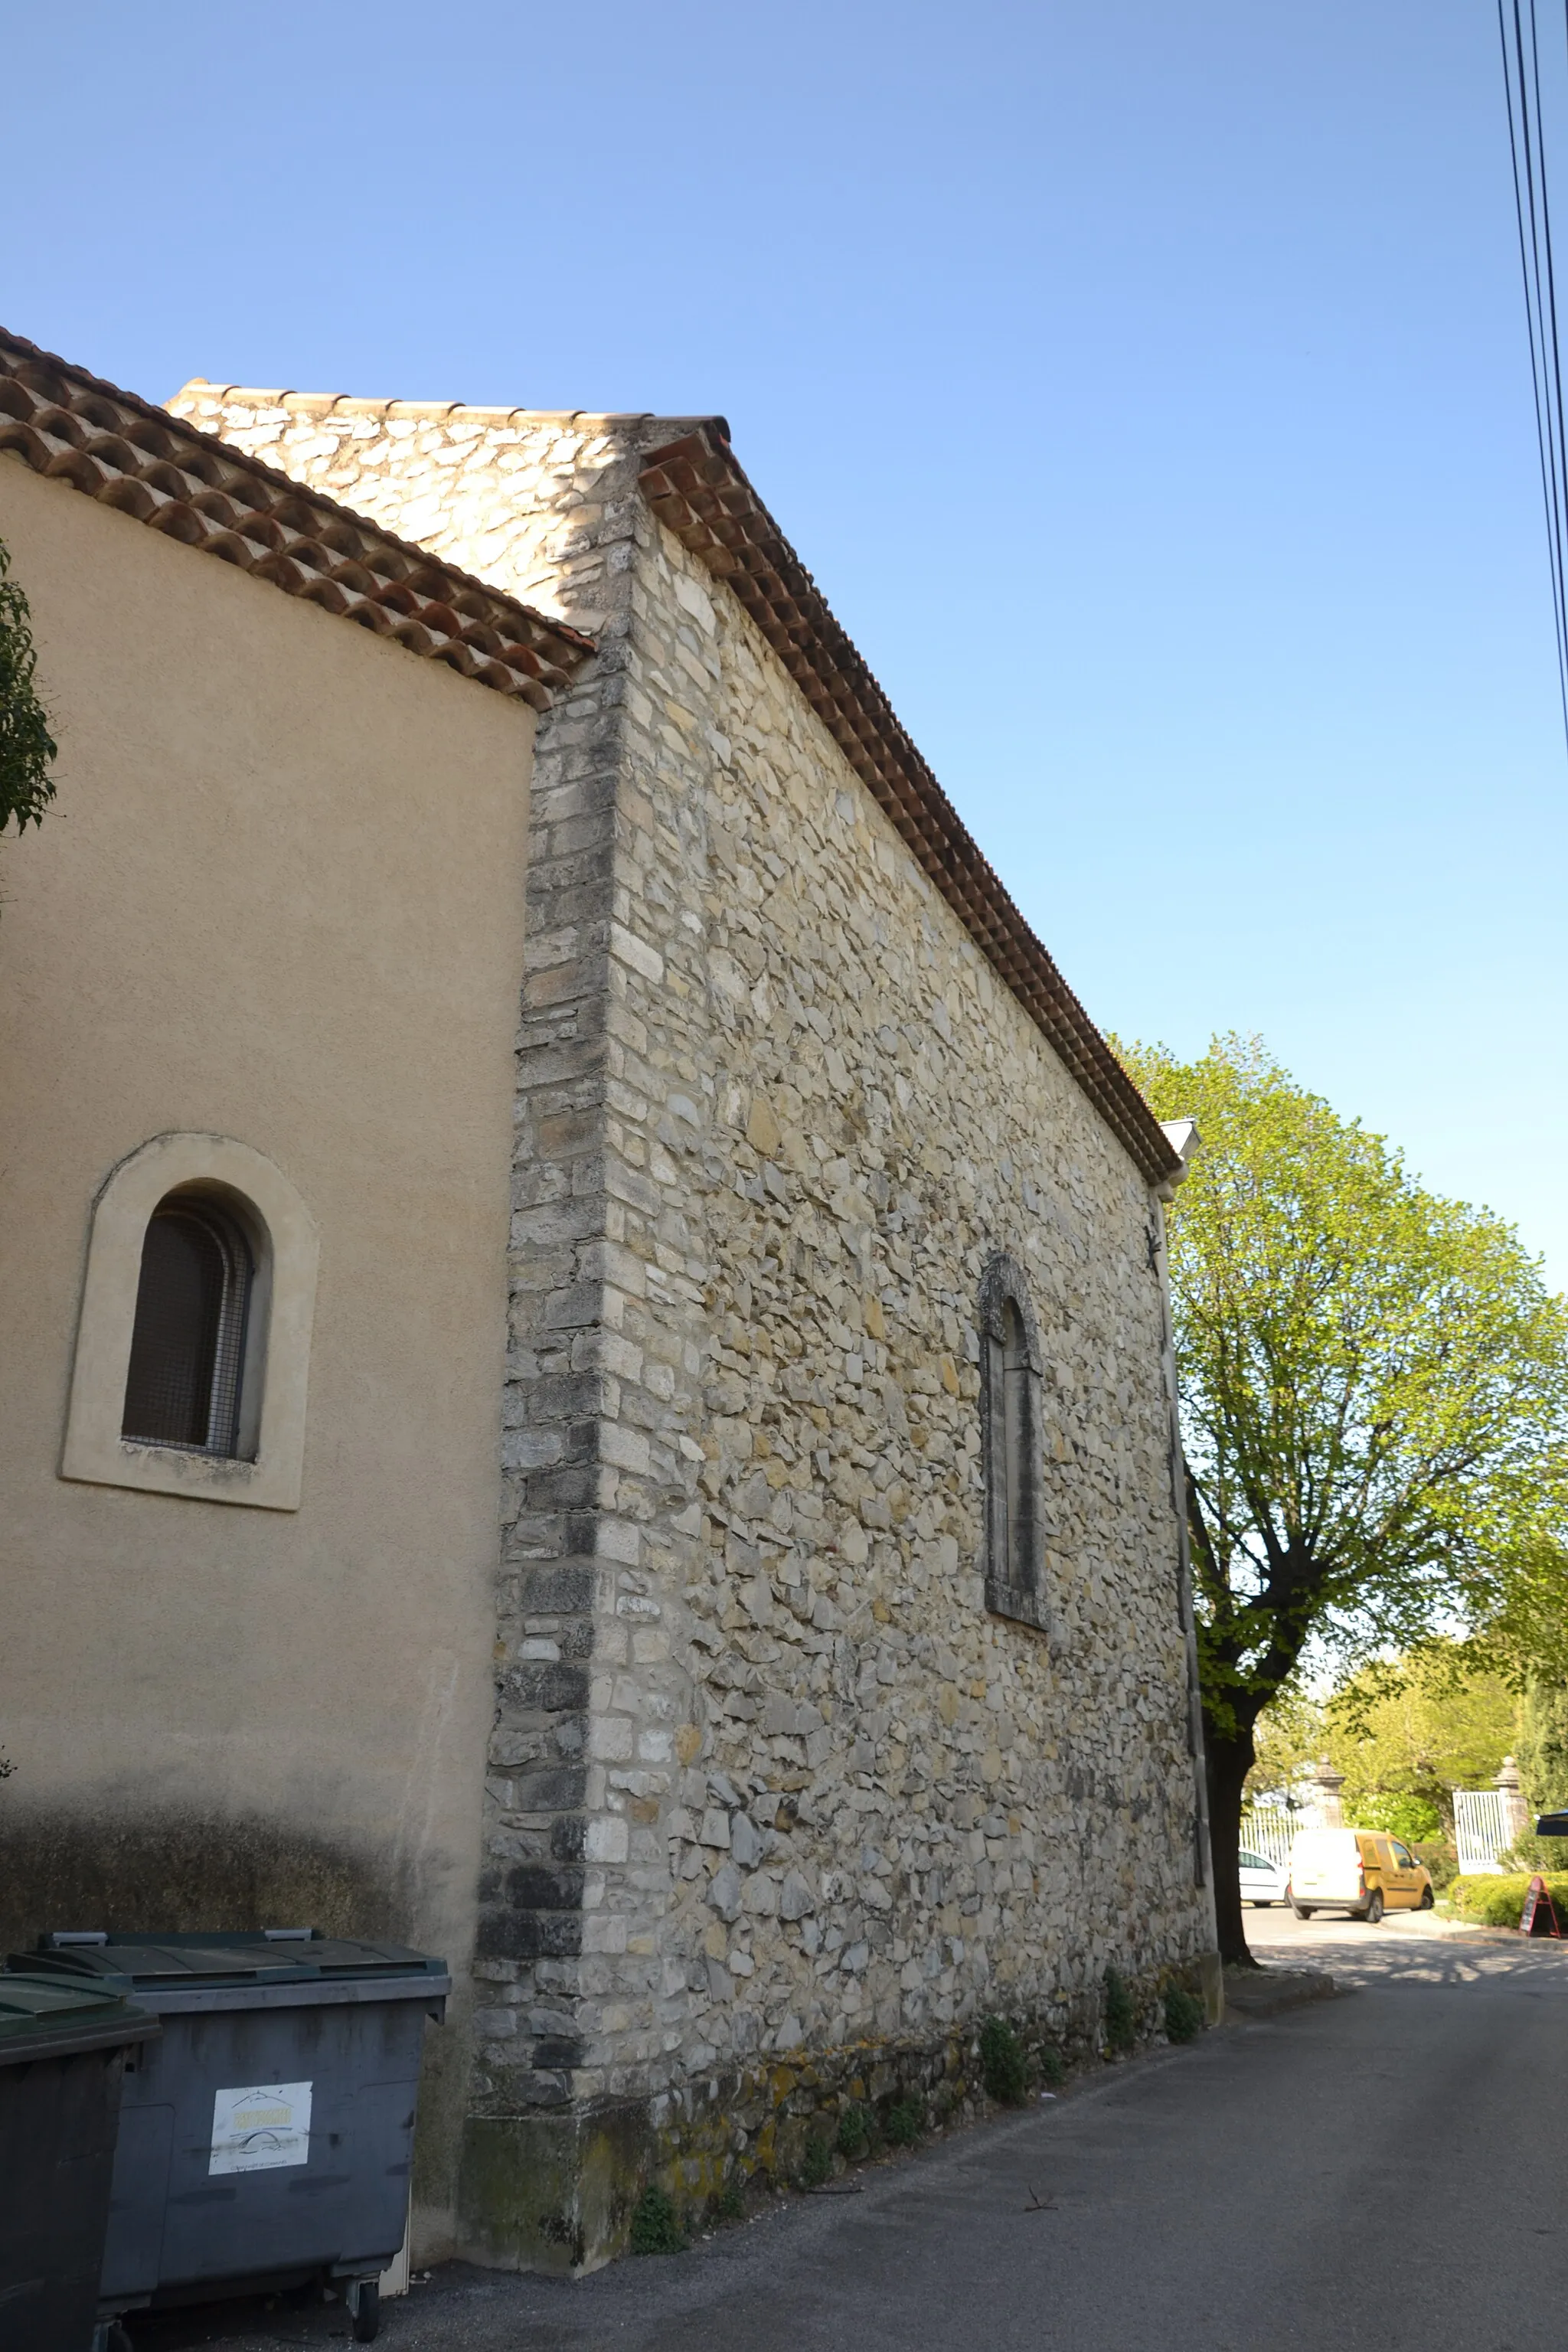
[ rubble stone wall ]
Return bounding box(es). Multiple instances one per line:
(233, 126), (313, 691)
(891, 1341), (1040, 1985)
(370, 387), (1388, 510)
(624, 512), (1211, 2078)
(176, 386), (1213, 2268)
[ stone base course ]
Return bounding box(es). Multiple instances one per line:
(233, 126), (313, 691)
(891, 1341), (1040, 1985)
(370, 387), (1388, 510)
(461, 1953), (1212, 2272)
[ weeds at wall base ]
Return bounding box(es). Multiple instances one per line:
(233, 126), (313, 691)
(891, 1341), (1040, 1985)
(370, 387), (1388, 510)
(884, 2095), (923, 2147)
(1163, 1984), (1205, 2043)
(626, 1964), (1210, 2256)
(979, 2015), (1030, 2105)
(1102, 1967), (1136, 2053)
(629, 2185), (686, 2256)
(642, 2007), (1211, 2255)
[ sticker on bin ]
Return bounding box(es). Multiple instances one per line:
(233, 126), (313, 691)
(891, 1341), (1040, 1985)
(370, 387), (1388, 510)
(209, 2081), (313, 2174)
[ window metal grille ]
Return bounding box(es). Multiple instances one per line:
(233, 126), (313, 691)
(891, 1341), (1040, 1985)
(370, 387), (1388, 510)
(999, 1298), (1034, 1585)
(121, 1196), (253, 1456)
(978, 1253), (1048, 1633)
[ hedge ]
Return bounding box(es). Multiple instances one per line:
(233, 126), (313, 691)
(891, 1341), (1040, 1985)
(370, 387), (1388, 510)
(1449, 1873), (1568, 1927)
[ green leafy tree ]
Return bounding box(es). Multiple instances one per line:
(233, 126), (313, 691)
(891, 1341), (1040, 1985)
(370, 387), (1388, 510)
(1121, 1035), (1568, 1964)
(1322, 1647), (1516, 1835)
(1354, 1791), (1443, 1842)
(0, 534), (57, 841)
(1244, 1683), (1324, 1807)
(1517, 1680), (1568, 1814)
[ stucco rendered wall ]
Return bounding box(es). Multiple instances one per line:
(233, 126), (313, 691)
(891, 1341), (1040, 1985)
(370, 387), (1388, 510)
(179, 390), (1213, 2272)
(0, 453), (536, 2253)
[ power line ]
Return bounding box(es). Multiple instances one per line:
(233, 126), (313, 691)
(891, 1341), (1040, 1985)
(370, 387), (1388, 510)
(1498, 0), (1568, 750)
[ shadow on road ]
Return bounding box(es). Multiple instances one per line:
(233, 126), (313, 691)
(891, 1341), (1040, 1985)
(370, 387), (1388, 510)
(1248, 1906), (1567, 1991)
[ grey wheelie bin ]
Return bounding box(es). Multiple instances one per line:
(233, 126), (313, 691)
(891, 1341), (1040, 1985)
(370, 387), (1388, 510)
(18, 1930), (449, 2344)
(0, 1973), (158, 2352)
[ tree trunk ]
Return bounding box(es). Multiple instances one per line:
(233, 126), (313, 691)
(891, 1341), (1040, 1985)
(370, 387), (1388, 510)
(1205, 1723), (1258, 1966)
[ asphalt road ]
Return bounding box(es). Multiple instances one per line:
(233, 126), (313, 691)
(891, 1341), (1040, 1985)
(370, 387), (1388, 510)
(137, 1915), (1568, 2352)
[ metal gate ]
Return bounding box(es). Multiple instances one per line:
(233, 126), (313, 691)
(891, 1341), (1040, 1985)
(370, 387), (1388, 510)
(1454, 1788), (1508, 1875)
(1238, 1814), (1295, 1874)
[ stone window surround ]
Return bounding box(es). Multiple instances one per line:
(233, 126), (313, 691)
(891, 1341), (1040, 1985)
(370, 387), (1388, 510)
(978, 1251), (1050, 1635)
(60, 1132), (318, 1511)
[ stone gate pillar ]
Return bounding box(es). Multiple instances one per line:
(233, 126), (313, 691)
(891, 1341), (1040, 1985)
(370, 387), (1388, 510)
(1497, 1756), (1530, 1849)
(1308, 1758), (1346, 1828)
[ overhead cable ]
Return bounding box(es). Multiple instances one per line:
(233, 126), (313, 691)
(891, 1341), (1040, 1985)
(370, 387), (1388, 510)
(1498, 0), (1568, 749)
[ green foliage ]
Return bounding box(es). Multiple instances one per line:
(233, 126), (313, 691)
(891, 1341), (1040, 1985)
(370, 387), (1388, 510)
(799, 2131), (834, 2188)
(715, 2177), (745, 2223)
(1351, 1790), (1442, 1841)
(1499, 1832), (1568, 1873)
(884, 2095), (923, 2146)
(1103, 1968), (1136, 2053)
(1119, 1034), (1568, 1958)
(1322, 1648), (1517, 1838)
(978, 2014), (1029, 2104)
(1461, 1536), (1568, 1690)
(1253, 1648), (1517, 1857)
(1449, 1873), (1568, 1926)
(1036, 2043), (1065, 2089)
(1413, 1841), (1458, 1891)
(0, 537), (57, 838)
(1246, 1683), (1326, 1804)
(1518, 1680), (1568, 1813)
(629, 2184), (685, 2255)
(1123, 1035), (1568, 1736)
(835, 2102), (871, 2160)
(1163, 1984), (1205, 2043)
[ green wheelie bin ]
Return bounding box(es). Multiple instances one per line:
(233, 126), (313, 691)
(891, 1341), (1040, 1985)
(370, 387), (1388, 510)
(0, 1973), (158, 2352)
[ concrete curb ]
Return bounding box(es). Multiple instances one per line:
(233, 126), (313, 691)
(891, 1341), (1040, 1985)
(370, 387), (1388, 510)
(1221, 1966), (1337, 2020)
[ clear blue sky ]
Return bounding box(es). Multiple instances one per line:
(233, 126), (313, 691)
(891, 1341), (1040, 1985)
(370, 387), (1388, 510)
(8, 0), (1564, 1285)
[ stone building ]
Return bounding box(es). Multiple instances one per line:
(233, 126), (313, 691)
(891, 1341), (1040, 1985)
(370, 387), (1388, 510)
(0, 317), (1214, 2285)
(176, 379), (1217, 2265)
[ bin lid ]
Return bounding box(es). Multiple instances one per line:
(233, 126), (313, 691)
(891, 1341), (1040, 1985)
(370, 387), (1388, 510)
(0, 1971), (160, 2065)
(18, 1929), (449, 1997)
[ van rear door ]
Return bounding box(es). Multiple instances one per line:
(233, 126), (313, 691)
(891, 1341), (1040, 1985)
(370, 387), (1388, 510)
(1292, 1832), (1360, 1903)
(1359, 1834), (1403, 1903)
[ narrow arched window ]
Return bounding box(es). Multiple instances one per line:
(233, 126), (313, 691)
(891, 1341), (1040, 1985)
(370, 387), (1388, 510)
(980, 1255), (1047, 1632)
(122, 1192), (253, 1455)
(999, 1298), (1036, 1577)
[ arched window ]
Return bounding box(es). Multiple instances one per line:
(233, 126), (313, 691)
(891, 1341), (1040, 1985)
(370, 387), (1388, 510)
(122, 1192), (254, 1455)
(63, 1133), (318, 1510)
(998, 1298), (1034, 1575)
(979, 1254), (1048, 1632)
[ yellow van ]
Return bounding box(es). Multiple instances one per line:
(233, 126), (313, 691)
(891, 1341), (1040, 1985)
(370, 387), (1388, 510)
(1287, 1828), (1434, 1922)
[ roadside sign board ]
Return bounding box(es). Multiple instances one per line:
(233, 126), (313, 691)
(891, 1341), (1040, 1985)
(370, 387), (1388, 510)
(1521, 1875), (1563, 1937)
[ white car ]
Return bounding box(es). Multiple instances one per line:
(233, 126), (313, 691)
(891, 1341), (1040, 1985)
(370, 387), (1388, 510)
(1238, 1847), (1289, 1907)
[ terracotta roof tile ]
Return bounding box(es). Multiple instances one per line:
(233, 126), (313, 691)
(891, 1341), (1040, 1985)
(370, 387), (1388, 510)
(0, 331), (593, 707)
(639, 423), (1179, 1191)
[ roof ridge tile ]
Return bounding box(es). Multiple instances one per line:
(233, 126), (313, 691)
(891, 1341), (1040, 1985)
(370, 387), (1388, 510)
(172, 381), (718, 435)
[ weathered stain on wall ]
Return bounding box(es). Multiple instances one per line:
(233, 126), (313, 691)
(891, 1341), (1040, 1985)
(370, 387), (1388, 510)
(0, 1810), (398, 1955)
